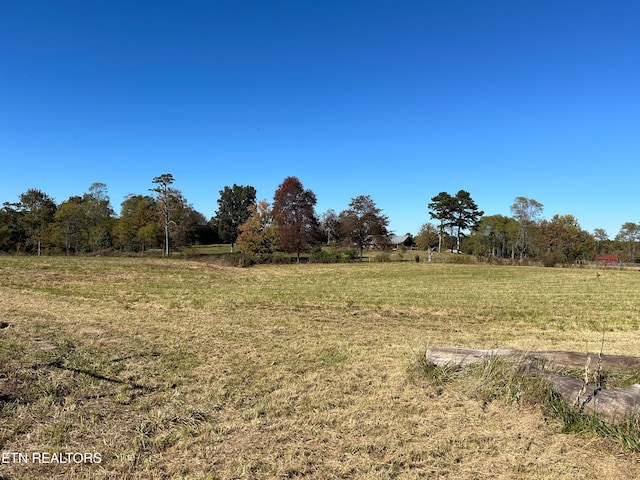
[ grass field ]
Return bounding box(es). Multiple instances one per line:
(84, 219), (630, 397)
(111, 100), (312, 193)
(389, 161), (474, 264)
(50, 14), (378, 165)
(1, 256), (640, 479)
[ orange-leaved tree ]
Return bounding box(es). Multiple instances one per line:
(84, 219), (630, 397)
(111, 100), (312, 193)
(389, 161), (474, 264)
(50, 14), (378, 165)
(236, 200), (279, 261)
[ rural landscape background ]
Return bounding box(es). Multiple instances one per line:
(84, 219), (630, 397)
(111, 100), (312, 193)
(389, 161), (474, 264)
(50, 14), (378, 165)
(2, 174), (639, 266)
(2, 171), (640, 478)
(3, 1), (640, 478)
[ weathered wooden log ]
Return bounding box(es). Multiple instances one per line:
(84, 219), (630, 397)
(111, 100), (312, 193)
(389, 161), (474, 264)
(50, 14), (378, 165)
(425, 347), (640, 423)
(425, 347), (523, 368)
(425, 347), (640, 371)
(542, 372), (640, 421)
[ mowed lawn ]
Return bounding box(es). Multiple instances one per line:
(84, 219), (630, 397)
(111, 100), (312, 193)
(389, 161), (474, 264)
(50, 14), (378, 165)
(1, 256), (640, 479)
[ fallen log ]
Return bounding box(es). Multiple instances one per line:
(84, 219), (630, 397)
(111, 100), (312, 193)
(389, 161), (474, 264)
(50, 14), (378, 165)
(425, 347), (640, 423)
(543, 372), (640, 421)
(425, 347), (640, 371)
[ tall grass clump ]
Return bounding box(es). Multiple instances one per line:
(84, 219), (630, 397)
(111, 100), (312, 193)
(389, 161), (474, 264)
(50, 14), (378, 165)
(409, 353), (640, 452)
(467, 356), (552, 408)
(409, 354), (551, 408)
(406, 351), (461, 388)
(544, 386), (640, 451)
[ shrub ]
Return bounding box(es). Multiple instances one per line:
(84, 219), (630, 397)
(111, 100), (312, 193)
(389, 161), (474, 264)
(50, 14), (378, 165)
(269, 252), (292, 264)
(541, 251), (565, 268)
(376, 252), (391, 262)
(392, 250), (405, 261)
(342, 249), (360, 262)
(449, 254), (475, 264)
(310, 250), (340, 263)
(488, 256), (504, 265)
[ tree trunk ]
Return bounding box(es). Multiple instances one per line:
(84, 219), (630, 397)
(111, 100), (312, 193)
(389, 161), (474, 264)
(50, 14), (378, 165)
(425, 347), (640, 423)
(165, 225), (169, 257)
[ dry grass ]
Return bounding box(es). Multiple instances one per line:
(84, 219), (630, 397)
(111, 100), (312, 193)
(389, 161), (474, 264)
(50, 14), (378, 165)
(1, 257), (640, 478)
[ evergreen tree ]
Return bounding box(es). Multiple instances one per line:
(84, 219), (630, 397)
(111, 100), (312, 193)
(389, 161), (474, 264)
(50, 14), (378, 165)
(150, 174), (176, 257)
(215, 184), (257, 253)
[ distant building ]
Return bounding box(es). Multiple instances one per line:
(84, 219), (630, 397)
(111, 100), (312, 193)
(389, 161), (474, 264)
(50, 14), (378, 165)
(595, 254), (619, 263)
(390, 235), (415, 250)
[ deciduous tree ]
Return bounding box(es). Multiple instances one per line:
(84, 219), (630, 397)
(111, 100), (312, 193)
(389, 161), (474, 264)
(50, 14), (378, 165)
(616, 222), (640, 263)
(113, 195), (159, 252)
(319, 209), (340, 246)
(169, 193), (209, 249)
(53, 196), (87, 254)
(236, 200), (279, 259)
(0, 202), (23, 252)
(475, 214), (518, 258)
(83, 183), (115, 251)
(414, 223), (439, 252)
(15, 189), (57, 255)
(339, 195), (390, 260)
(510, 197), (543, 261)
(272, 176), (318, 262)
(539, 215), (578, 264)
(593, 228), (610, 255)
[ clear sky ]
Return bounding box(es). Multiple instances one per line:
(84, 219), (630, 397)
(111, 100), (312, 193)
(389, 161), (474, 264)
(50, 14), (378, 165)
(2, 1), (639, 239)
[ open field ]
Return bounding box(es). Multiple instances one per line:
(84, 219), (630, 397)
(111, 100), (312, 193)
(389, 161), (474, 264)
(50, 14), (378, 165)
(1, 257), (640, 479)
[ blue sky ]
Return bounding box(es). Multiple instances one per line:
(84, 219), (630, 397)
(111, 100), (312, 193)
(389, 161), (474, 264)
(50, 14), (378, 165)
(1, 1), (638, 238)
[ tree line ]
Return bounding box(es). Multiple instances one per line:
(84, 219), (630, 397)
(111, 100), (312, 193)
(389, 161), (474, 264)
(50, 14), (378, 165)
(0, 178), (212, 256)
(218, 177), (390, 262)
(1, 175), (639, 264)
(419, 194), (639, 264)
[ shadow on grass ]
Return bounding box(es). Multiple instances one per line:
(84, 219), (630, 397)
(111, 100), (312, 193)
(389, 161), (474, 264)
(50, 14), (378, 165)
(39, 358), (157, 393)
